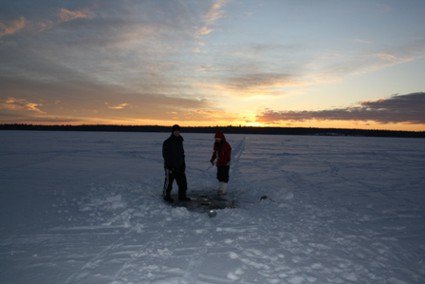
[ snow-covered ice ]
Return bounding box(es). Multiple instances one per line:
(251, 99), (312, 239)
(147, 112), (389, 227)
(0, 131), (424, 283)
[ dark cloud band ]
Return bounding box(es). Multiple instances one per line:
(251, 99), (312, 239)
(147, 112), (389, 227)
(258, 92), (425, 124)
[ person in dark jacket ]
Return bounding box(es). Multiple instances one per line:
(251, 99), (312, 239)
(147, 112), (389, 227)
(162, 124), (190, 203)
(210, 130), (232, 195)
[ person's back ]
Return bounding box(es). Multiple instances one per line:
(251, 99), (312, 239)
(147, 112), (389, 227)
(213, 136), (231, 167)
(162, 134), (185, 172)
(162, 124), (190, 203)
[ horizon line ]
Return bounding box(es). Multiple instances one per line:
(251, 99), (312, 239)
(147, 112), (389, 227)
(1, 123), (424, 134)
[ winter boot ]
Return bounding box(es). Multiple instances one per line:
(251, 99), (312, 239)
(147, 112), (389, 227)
(179, 196), (191, 202)
(163, 189), (174, 203)
(164, 195), (174, 203)
(217, 182), (227, 196)
(178, 189), (191, 202)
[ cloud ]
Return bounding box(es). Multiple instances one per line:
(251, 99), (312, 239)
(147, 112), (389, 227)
(0, 8), (90, 39)
(34, 20), (55, 33)
(0, 111), (83, 125)
(0, 3), (213, 103)
(257, 92), (425, 124)
(200, 65), (303, 97)
(0, 73), (217, 124)
(308, 40), (425, 84)
(197, 0), (229, 37)
(59, 8), (90, 23)
(225, 73), (299, 92)
(0, 97), (45, 114)
(201, 39), (425, 97)
(0, 17), (26, 37)
(106, 102), (129, 110)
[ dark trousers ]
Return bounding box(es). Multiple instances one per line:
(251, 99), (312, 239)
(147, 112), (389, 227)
(163, 168), (187, 199)
(217, 165), (230, 183)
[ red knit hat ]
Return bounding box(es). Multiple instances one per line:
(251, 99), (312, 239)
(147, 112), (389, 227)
(215, 131), (225, 139)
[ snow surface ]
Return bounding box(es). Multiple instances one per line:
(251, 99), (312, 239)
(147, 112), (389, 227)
(0, 131), (424, 283)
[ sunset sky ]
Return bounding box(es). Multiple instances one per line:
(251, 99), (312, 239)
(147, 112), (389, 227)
(1, 0), (424, 130)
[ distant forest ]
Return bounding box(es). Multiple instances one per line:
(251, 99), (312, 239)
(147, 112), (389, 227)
(1, 124), (424, 138)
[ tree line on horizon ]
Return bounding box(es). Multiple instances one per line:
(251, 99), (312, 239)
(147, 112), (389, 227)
(0, 123), (424, 138)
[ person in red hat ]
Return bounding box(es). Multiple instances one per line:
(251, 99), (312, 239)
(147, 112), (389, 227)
(210, 130), (232, 195)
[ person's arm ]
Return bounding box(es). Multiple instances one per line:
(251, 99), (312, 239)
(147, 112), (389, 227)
(210, 144), (217, 165)
(163, 140), (172, 169)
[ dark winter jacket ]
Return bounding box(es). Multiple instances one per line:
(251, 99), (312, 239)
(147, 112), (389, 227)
(210, 132), (232, 166)
(163, 134), (186, 172)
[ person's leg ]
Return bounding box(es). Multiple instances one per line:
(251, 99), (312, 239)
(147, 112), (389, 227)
(222, 165), (230, 183)
(217, 166), (230, 195)
(216, 166), (221, 182)
(175, 171), (188, 201)
(163, 168), (175, 202)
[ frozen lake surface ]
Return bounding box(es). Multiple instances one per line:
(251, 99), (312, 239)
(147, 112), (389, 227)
(0, 131), (424, 283)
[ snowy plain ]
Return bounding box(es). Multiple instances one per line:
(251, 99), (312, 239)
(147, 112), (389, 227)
(0, 130), (424, 283)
